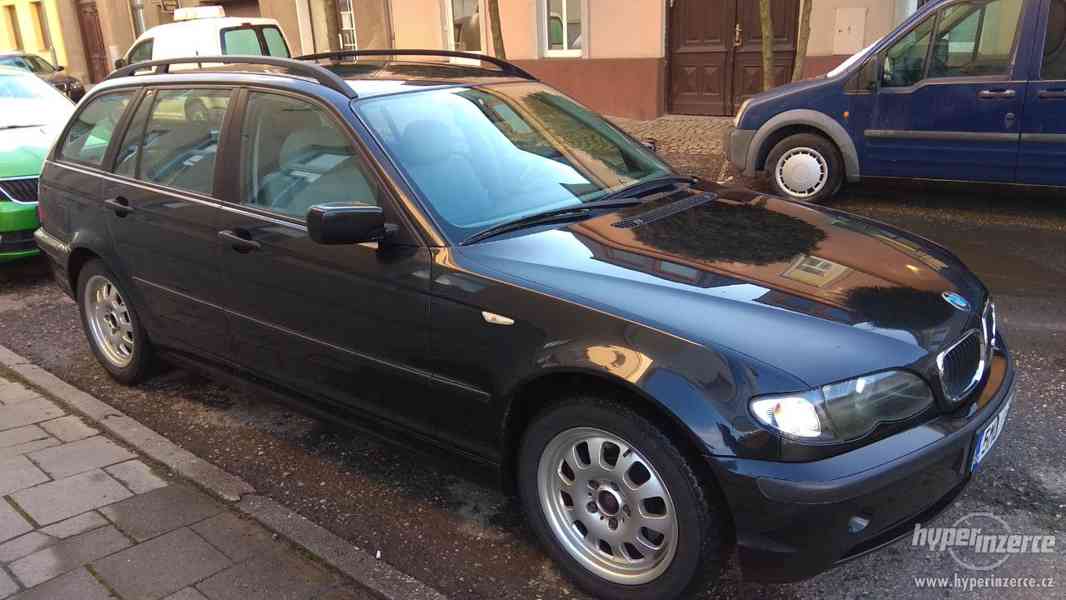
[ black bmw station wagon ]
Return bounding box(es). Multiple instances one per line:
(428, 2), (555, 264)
(35, 52), (1014, 600)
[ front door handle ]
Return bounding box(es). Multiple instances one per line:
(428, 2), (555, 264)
(103, 197), (133, 217)
(1038, 89), (1066, 99)
(978, 89), (1016, 99)
(217, 229), (261, 253)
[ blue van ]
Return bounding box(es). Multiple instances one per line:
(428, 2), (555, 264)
(727, 0), (1066, 202)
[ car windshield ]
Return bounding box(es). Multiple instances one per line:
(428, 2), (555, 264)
(0, 72), (71, 128)
(357, 82), (674, 242)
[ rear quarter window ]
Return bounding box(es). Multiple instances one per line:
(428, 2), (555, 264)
(58, 91), (135, 167)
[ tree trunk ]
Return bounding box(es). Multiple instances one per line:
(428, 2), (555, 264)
(792, 0), (813, 81)
(321, 0), (341, 52)
(488, 0), (506, 59)
(759, 0), (775, 91)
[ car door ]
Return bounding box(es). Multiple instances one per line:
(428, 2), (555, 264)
(864, 0), (1027, 181)
(1018, 0), (1066, 185)
(103, 86), (235, 359)
(212, 88), (437, 431)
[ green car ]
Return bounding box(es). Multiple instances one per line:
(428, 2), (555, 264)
(0, 66), (73, 262)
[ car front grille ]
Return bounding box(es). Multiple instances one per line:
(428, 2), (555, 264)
(937, 300), (995, 406)
(0, 230), (37, 252)
(0, 178), (39, 204)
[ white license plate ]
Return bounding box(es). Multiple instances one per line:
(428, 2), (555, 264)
(971, 395), (1012, 472)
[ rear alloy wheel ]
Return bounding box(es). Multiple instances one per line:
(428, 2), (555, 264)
(766, 133), (844, 203)
(77, 259), (154, 384)
(519, 397), (724, 600)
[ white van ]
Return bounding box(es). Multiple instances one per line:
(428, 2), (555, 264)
(116, 11), (292, 69)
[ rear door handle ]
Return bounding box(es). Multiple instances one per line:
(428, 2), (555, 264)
(978, 89), (1016, 99)
(217, 229), (261, 253)
(1038, 89), (1066, 99)
(103, 197), (133, 217)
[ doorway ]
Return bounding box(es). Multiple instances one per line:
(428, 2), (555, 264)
(668, 0), (799, 116)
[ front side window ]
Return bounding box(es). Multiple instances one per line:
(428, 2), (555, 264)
(1041, 0), (1066, 80)
(239, 92), (379, 220)
(127, 39), (154, 65)
(136, 89), (230, 195)
(882, 15), (936, 87)
(358, 83), (671, 242)
(58, 91), (134, 166)
(928, 0), (1024, 79)
(543, 0), (583, 56)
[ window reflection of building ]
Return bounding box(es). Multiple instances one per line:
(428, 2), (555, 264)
(585, 345), (653, 383)
(780, 254), (852, 288)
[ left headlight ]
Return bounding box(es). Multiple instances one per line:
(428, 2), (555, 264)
(750, 370), (934, 443)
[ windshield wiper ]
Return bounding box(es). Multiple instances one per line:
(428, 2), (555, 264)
(460, 175), (698, 246)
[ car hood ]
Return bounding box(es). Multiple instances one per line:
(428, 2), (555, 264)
(0, 122), (67, 178)
(455, 185), (986, 387)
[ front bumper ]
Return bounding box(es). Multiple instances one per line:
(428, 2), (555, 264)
(0, 201), (40, 261)
(725, 127), (756, 175)
(710, 342), (1015, 583)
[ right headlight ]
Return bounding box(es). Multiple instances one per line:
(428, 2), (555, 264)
(750, 370), (934, 443)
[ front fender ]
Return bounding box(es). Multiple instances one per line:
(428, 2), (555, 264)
(748, 109), (861, 182)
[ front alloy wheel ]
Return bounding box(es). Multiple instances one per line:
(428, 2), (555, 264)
(539, 427), (679, 585)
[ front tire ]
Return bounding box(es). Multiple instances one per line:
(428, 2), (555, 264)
(518, 396), (724, 600)
(77, 259), (154, 384)
(766, 133), (844, 203)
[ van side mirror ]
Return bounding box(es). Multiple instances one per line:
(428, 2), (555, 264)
(56, 65), (65, 71)
(307, 204), (386, 245)
(114, 58), (127, 69)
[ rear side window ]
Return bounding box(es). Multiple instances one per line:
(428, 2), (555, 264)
(133, 89), (231, 195)
(1042, 0), (1066, 80)
(58, 91), (135, 167)
(127, 39), (154, 64)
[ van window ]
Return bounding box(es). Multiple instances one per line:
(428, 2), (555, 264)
(928, 0), (1024, 79)
(58, 92), (134, 167)
(127, 39), (154, 65)
(137, 89), (231, 195)
(239, 92), (379, 219)
(222, 28), (261, 55)
(262, 27), (290, 57)
(882, 15), (936, 87)
(1041, 0), (1066, 80)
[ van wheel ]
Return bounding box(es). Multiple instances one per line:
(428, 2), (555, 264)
(77, 259), (154, 384)
(518, 396), (724, 600)
(766, 133), (844, 203)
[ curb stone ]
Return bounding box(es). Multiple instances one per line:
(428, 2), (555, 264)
(0, 343), (448, 600)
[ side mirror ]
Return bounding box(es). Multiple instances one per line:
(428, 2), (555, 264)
(641, 138), (659, 153)
(56, 65), (65, 71)
(307, 204), (386, 245)
(114, 58), (127, 69)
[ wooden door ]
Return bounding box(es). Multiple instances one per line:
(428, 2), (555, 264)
(77, 1), (109, 83)
(668, 0), (799, 116)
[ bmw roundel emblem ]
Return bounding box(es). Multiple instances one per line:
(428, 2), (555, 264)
(942, 291), (971, 312)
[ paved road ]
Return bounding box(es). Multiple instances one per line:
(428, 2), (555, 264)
(0, 184), (1062, 599)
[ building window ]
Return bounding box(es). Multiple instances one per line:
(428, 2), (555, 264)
(30, 2), (47, 50)
(339, 0), (358, 50)
(445, 0), (482, 52)
(4, 5), (23, 50)
(541, 0), (583, 57)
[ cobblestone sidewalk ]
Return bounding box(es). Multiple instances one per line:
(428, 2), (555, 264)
(0, 374), (373, 600)
(610, 114), (742, 183)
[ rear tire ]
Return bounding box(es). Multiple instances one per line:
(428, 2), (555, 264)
(766, 132), (844, 203)
(76, 259), (154, 384)
(518, 396), (725, 600)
